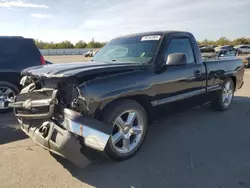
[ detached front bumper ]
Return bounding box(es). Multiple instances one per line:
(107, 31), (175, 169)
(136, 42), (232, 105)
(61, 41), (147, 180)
(9, 85), (112, 165)
(18, 108), (112, 165)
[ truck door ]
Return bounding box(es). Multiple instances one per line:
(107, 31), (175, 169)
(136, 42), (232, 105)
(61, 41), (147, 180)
(151, 36), (207, 117)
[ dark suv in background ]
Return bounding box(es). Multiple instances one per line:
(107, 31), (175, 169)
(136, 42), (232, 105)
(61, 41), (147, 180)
(0, 36), (46, 112)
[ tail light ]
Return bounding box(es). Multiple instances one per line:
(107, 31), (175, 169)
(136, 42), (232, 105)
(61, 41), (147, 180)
(41, 56), (46, 65)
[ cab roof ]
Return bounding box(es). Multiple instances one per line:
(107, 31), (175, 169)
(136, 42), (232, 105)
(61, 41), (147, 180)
(115, 31), (191, 39)
(0, 36), (24, 39)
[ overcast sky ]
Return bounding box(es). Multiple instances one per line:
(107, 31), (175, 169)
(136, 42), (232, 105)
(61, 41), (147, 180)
(0, 0), (249, 43)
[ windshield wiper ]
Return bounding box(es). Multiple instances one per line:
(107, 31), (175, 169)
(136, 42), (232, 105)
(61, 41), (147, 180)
(111, 59), (136, 64)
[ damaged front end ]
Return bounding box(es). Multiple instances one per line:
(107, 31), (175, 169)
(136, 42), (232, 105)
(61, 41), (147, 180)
(9, 76), (112, 165)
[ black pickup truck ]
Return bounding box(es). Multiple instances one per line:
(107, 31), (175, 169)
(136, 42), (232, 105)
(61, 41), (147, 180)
(9, 31), (244, 164)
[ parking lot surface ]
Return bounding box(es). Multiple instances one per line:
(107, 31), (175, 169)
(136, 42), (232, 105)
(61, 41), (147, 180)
(0, 70), (250, 188)
(44, 55), (91, 63)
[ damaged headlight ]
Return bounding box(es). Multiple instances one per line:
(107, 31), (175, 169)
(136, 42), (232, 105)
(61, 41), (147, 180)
(20, 76), (32, 86)
(76, 87), (86, 102)
(70, 87), (89, 113)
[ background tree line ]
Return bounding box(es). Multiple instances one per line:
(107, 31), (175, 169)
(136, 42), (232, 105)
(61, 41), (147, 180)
(35, 39), (107, 49)
(198, 37), (250, 46)
(35, 37), (250, 49)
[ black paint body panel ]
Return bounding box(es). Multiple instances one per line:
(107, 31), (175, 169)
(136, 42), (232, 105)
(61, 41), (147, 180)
(22, 31), (245, 122)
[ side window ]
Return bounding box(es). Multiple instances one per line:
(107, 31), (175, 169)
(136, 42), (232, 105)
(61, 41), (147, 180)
(20, 39), (40, 55)
(165, 38), (195, 64)
(0, 39), (21, 57)
(225, 50), (236, 56)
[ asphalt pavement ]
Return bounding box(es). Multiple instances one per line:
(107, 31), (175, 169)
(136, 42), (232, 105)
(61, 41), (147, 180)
(0, 70), (250, 188)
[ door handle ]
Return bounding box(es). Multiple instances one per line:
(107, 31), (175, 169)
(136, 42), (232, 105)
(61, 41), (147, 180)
(194, 70), (201, 77)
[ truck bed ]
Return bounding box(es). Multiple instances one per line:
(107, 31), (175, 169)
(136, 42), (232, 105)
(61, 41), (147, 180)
(204, 57), (244, 90)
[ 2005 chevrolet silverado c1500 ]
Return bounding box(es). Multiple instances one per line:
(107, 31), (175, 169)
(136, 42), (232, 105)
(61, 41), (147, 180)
(9, 31), (244, 164)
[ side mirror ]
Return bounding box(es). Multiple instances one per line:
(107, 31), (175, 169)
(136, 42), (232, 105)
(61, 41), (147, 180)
(165, 53), (187, 66)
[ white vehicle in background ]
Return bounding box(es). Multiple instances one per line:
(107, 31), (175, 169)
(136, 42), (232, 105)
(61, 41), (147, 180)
(92, 49), (100, 57)
(235, 45), (250, 54)
(84, 49), (94, 57)
(84, 49), (100, 57)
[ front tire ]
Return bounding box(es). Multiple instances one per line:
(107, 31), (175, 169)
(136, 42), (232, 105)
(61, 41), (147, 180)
(101, 100), (148, 161)
(0, 81), (19, 113)
(212, 78), (234, 111)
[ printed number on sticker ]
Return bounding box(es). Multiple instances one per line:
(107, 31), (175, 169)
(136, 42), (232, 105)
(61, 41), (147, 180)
(141, 35), (161, 41)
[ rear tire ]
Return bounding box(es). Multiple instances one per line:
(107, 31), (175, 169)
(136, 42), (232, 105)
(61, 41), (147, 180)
(100, 100), (148, 161)
(0, 81), (19, 113)
(212, 78), (234, 111)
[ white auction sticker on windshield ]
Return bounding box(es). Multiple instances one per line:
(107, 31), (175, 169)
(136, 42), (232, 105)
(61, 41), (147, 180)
(141, 35), (161, 41)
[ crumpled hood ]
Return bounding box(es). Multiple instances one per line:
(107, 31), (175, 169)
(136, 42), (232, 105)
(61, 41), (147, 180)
(22, 61), (146, 78)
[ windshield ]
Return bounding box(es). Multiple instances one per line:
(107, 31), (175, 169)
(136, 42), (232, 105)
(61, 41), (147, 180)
(92, 35), (162, 64)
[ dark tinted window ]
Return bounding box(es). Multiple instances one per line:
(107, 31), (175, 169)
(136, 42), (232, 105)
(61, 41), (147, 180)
(0, 39), (21, 56)
(165, 38), (195, 64)
(20, 39), (40, 57)
(0, 38), (40, 58)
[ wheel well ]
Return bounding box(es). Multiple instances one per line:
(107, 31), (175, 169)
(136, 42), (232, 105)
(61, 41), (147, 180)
(0, 72), (20, 88)
(99, 96), (153, 123)
(230, 76), (236, 89)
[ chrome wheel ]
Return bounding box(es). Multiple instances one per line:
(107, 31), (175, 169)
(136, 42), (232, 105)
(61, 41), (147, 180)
(222, 81), (233, 107)
(0, 86), (15, 109)
(111, 110), (144, 154)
